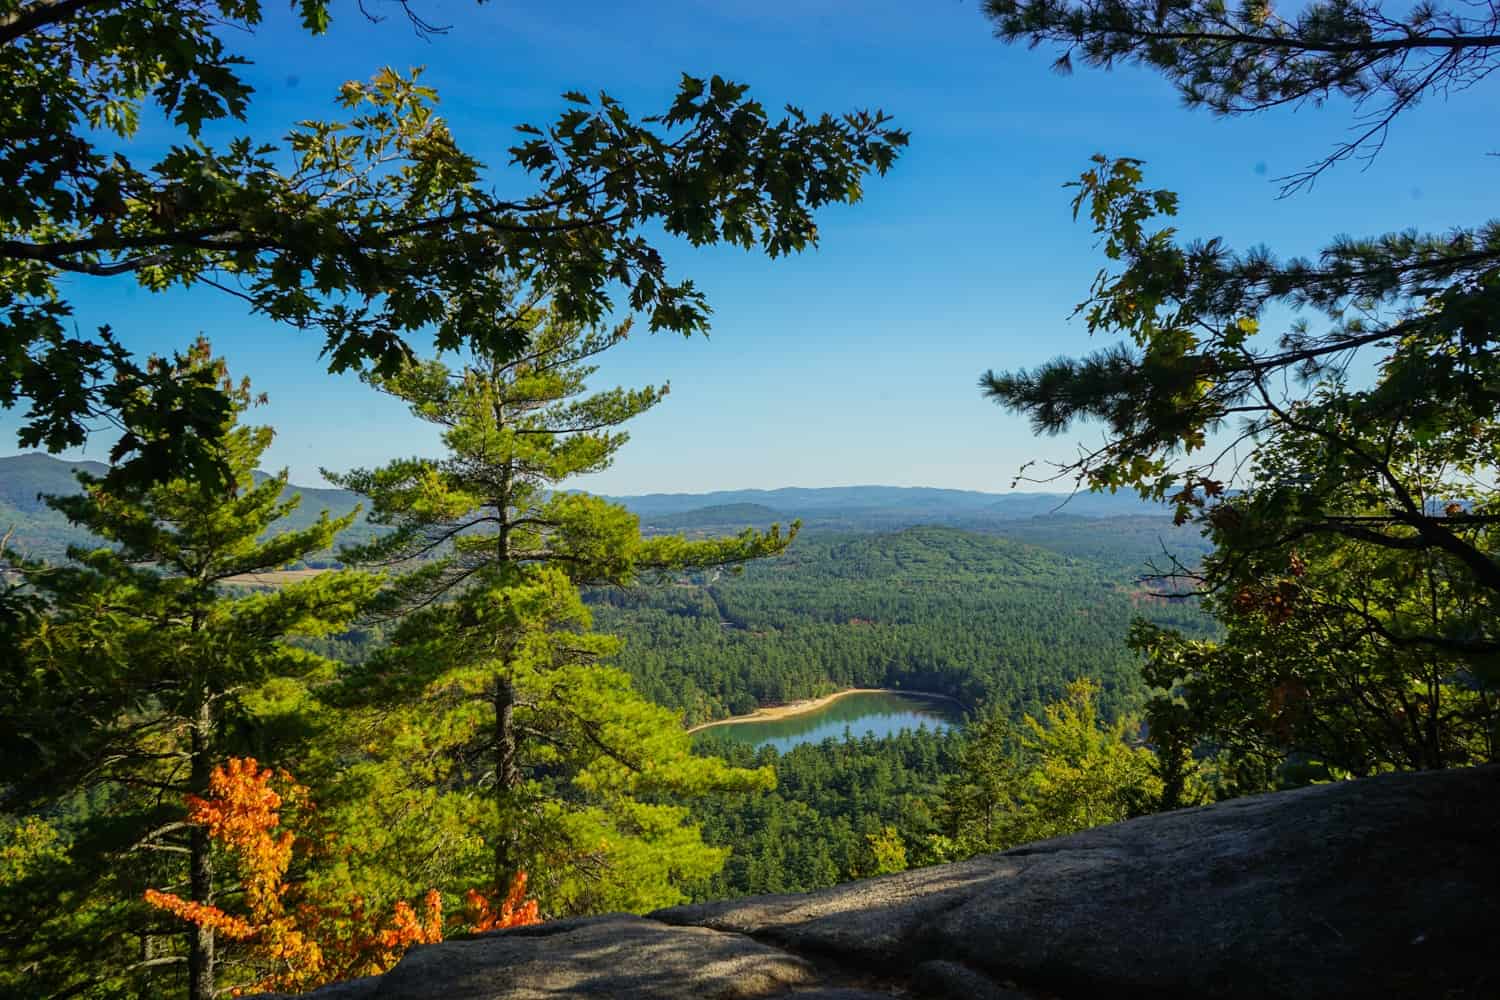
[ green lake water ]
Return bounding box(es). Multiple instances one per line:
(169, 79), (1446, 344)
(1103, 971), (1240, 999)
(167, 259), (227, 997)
(696, 691), (963, 752)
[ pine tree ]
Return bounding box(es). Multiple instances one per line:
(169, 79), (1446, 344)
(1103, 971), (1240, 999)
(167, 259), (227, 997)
(983, 0), (1500, 193)
(936, 707), (1025, 856)
(324, 310), (786, 913)
(937, 682), (1160, 858)
(976, 4), (1500, 781)
(0, 341), (377, 1000)
(1018, 680), (1160, 839)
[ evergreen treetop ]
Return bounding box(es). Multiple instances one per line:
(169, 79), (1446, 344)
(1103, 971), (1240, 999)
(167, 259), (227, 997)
(1, 342), (377, 1000)
(319, 308), (781, 912)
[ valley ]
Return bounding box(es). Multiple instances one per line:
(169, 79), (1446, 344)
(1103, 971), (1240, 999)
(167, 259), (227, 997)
(576, 515), (1214, 900)
(2, 2), (1489, 992)
(589, 523), (1211, 727)
(3, 451), (1213, 736)
(2, 452), (1215, 905)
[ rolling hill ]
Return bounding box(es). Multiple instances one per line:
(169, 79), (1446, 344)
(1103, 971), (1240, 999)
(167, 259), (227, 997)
(0, 453), (373, 561)
(1, 454), (1201, 573)
(587, 525), (1212, 725)
(639, 502), (789, 532)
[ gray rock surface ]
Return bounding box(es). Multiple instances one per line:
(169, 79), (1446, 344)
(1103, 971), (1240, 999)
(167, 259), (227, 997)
(376, 916), (816, 999)
(659, 764), (1500, 998)
(278, 765), (1499, 999)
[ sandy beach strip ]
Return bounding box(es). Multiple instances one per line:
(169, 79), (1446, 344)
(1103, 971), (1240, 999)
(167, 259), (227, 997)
(686, 687), (966, 734)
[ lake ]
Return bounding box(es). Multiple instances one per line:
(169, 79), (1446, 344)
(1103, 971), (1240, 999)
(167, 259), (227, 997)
(696, 690), (964, 752)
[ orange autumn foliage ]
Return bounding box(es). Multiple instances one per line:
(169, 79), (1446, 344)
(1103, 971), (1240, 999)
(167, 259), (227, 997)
(142, 890), (255, 941)
(183, 756), (299, 917)
(464, 871), (541, 931)
(145, 757), (541, 994)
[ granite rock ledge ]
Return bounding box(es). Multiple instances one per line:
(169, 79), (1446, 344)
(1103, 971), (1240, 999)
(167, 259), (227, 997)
(267, 765), (1498, 999)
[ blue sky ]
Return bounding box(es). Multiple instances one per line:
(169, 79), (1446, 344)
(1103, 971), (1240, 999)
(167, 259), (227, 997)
(5, 0), (1492, 493)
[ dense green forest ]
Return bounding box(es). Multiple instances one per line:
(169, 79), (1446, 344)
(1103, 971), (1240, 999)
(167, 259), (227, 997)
(688, 728), (960, 899)
(5, 0), (1499, 997)
(283, 515), (1213, 727)
(589, 525), (1210, 724)
(685, 674), (1169, 900)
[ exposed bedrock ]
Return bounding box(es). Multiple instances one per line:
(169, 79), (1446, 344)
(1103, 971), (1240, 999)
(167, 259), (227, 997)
(270, 765), (1499, 999)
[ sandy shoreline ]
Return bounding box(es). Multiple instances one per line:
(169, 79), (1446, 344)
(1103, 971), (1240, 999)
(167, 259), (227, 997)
(687, 687), (967, 734)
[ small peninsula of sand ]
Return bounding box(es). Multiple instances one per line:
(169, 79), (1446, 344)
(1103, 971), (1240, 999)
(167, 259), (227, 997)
(687, 688), (966, 734)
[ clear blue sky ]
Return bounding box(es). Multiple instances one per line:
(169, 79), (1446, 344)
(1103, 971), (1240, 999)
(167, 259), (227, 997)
(5, 0), (1492, 493)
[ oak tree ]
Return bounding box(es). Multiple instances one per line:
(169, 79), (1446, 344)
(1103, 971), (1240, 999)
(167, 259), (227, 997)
(0, 0), (905, 485)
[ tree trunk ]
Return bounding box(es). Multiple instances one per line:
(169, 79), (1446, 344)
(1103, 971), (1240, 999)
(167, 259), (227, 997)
(490, 385), (521, 890)
(188, 697), (214, 1000)
(494, 672), (520, 889)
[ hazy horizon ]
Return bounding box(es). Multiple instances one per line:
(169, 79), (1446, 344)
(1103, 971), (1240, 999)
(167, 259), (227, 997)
(0, 450), (1106, 500)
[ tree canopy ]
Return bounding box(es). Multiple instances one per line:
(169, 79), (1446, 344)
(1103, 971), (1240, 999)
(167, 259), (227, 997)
(1, 0), (906, 484)
(319, 309), (783, 914)
(982, 0), (1500, 190)
(978, 3), (1500, 783)
(0, 345), (376, 999)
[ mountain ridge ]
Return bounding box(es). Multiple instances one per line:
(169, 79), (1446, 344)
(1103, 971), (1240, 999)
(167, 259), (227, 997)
(605, 483), (1157, 518)
(3, 453), (1154, 517)
(1, 453), (1174, 563)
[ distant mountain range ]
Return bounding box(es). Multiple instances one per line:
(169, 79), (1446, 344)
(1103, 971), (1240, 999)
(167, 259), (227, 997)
(1, 453), (1177, 563)
(617, 485), (1163, 537)
(609, 484), (1157, 521)
(0, 453), (367, 517)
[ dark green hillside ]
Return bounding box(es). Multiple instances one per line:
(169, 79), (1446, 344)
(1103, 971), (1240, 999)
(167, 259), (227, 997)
(589, 526), (1211, 725)
(0, 453), (377, 561)
(641, 502), (787, 532)
(0, 503), (86, 561)
(974, 515), (1213, 580)
(0, 455), (111, 558)
(786, 525), (1084, 583)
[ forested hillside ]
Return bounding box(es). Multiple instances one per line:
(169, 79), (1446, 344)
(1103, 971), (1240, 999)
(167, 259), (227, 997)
(590, 525), (1210, 726)
(688, 728), (959, 899)
(2, 450), (1208, 728)
(0, 455), (111, 560)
